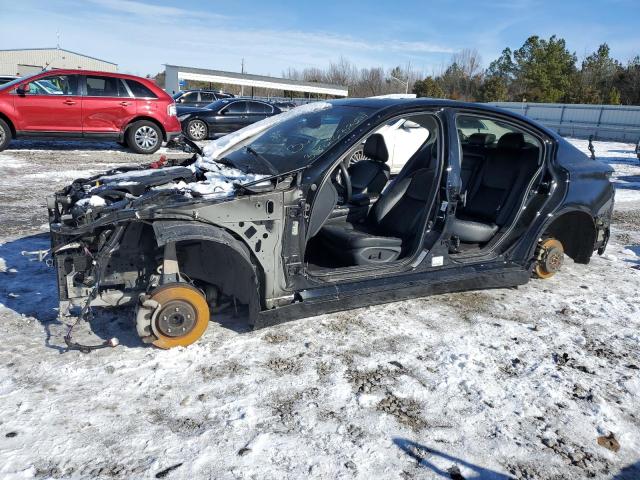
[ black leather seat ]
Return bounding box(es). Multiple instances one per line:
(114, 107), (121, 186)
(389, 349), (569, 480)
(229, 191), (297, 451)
(348, 133), (391, 197)
(451, 132), (539, 243)
(319, 143), (437, 265)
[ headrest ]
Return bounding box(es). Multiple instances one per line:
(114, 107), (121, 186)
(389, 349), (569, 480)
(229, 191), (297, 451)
(363, 133), (389, 163)
(468, 133), (496, 146)
(497, 132), (525, 149)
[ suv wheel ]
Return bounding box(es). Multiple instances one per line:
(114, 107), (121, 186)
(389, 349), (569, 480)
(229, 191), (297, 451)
(127, 121), (162, 154)
(186, 119), (208, 141)
(0, 118), (12, 152)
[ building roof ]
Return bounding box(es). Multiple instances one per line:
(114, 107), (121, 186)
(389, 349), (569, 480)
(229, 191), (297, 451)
(0, 48), (117, 66)
(165, 64), (348, 97)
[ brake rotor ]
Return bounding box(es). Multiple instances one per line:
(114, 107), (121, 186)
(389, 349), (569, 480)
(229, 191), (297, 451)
(534, 238), (564, 279)
(148, 283), (210, 349)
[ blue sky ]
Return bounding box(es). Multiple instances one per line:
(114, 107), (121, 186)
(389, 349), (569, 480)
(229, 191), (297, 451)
(1, 0), (638, 77)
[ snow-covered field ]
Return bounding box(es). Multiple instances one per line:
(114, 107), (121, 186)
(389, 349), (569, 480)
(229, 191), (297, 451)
(0, 139), (638, 479)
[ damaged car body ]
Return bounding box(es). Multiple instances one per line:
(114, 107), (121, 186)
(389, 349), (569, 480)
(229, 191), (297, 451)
(47, 99), (615, 349)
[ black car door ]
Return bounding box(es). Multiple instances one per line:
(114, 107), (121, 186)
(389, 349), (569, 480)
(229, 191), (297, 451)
(217, 101), (248, 134)
(246, 101), (273, 125)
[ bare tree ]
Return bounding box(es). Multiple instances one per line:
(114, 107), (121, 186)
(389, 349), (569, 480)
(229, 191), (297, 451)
(452, 48), (483, 78)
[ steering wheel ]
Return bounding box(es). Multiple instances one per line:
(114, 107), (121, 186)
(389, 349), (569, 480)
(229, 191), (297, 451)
(337, 161), (352, 204)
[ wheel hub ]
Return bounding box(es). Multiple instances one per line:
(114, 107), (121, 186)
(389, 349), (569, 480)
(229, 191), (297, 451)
(156, 300), (197, 337)
(544, 249), (564, 273)
(135, 126), (158, 149)
(535, 238), (564, 279)
(139, 283), (210, 349)
(189, 121), (206, 140)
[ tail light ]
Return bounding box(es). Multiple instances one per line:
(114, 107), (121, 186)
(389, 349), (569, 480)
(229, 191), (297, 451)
(167, 103), (177, 117)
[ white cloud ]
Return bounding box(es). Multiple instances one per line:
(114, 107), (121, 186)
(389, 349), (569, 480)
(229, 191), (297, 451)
(85, 0), (227, 20)
(0, 2), (456, 75)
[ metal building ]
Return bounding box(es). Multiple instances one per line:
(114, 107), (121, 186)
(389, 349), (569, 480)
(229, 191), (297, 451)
(0, 48), (117, 76)
(164, 64), (348, 98)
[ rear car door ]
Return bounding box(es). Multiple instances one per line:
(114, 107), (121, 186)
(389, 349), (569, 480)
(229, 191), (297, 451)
(82, 75), (136, 136)
(246, 101), (273, 124)
(218, 101), (248, 134)
(13, 73), (82, 133)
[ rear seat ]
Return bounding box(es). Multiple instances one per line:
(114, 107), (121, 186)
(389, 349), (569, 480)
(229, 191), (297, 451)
(460, 133), (495, 192)
(452, 132), (539, 243)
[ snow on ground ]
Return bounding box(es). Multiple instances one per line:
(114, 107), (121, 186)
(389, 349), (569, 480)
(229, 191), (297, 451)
(0, 140), (639, 479)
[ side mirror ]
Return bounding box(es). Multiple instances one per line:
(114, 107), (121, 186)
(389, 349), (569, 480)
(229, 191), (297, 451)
(16, 83), (30, 95)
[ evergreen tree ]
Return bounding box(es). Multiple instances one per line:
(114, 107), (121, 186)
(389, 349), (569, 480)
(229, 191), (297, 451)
(580, 44), (622, 103)
(479, 76), (509, 102)
(413, 77), (445, 98)
(512, 35), (578, 102)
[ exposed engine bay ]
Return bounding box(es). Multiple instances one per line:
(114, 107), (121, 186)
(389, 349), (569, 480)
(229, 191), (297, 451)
(47, 138), (289, 351)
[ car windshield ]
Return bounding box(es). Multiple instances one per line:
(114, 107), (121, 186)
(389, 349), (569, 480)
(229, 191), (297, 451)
(219, 104), (376, 175)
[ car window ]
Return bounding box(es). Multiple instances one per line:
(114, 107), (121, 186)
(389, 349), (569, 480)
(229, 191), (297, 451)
(85, 75), (129, 97)
(28, 75), (79, 96)
(125, 80), (157, 99)
(200, 92), (216, 103)
(456, 114), (539, 147)
(247, 101), (273, 114)
(178, 92), (198, 103)
(223, 101), (247, 114)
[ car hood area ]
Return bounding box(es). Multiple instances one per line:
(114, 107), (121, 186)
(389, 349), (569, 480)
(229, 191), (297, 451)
(49, 156), (270, 232)
(50, 102), (334, 232)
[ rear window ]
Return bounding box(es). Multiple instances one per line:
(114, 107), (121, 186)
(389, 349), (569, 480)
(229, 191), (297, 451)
(247, 101), (273, 114)
(200, 92), (216, 103)
(224, 101), (247, 114)
(86, 75), (129, 97)
(126, 80), (158, 99)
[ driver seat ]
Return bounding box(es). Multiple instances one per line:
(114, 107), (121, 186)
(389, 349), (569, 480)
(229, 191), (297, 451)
(318, 143), (437, 266)
(348, 134), (391, 197)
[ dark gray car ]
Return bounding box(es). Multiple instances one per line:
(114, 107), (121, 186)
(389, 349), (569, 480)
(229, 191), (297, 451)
(48, 99), (614, 351)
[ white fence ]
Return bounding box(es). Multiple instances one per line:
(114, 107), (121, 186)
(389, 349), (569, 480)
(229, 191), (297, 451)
(488, 102), (640, 143)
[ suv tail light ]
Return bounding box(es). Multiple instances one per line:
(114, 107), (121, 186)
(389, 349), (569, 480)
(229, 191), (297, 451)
(167, 103), (177, 117)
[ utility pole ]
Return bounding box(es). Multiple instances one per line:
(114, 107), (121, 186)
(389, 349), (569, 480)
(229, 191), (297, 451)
(240, 58), (245, 97)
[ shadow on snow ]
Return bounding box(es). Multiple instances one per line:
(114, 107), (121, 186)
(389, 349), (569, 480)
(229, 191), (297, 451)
(0, 233), (251, 352)
(393, 438), (514, 479)
(0, 233), (141, 351)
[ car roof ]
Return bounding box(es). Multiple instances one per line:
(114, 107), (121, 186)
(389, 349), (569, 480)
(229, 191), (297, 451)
(17, 68), (155, 83)
(181, 89), (231, 93)
(327, 97), (560, 140)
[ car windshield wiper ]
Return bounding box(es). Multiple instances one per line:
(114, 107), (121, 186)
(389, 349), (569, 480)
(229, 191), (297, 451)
(244, 146), (279, 176)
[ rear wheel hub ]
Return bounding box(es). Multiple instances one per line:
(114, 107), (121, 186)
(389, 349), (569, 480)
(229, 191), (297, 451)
(535, 238), (564, 279)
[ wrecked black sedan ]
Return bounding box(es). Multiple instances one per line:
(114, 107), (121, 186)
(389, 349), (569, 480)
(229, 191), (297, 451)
(48, 99), (614, 349)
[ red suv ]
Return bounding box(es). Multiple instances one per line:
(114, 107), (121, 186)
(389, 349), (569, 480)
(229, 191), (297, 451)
(0, 69), (182, 154)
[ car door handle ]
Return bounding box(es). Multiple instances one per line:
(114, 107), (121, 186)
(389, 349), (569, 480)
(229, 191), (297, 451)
(63, 99), (77, 105)
(119, 101), (132, 106)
